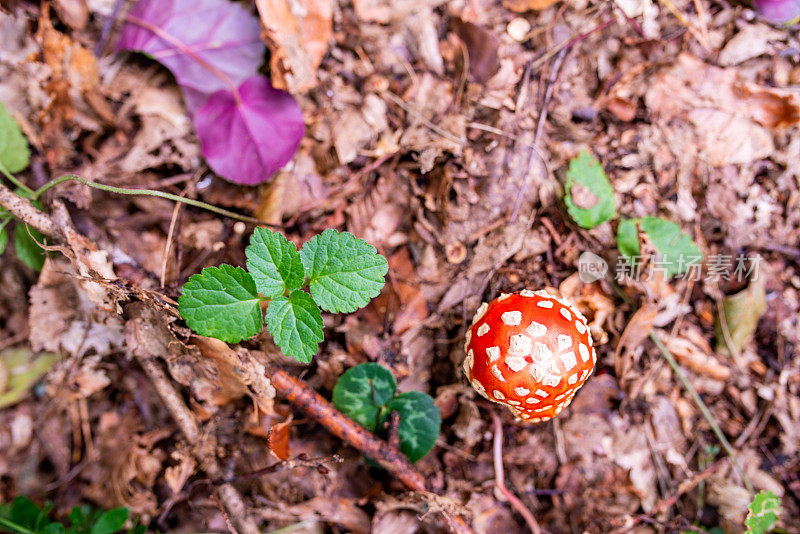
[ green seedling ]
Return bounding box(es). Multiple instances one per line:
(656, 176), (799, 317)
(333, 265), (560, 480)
(746, 490), (781, 534)
(564, 149), (616, 229)
(0, 496), (142, 534)
(333, 363), (441, 462)
(0, 101), (48, 272)
(178, 228), (388, 363)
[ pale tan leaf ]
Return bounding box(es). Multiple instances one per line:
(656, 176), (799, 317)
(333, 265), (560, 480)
(715, 280), (767, 355)
(256, 0), (333, 92)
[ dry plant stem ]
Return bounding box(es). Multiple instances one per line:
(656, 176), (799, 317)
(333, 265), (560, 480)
(510, 45), (568, 223)
(0, 181), (59, 237)
(650, 333), (754, 496)
(135, 356), (261, 534)
(266, 367), (427, 491)
(265, 367), (474, 534)
(491, 410), (542, 534)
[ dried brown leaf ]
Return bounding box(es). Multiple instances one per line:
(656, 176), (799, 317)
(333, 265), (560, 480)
(715, 280), (767, 355)
(268, 420), (292, 460)
(453, 19), (500, 83)
(615, 303), (658, 385)
(256, 0), (332, 92)
(502, 0), (560, 12)
(645, 54), (800, 165)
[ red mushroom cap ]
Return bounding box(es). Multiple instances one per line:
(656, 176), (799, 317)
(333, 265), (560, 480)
(463, 289), (595, 423)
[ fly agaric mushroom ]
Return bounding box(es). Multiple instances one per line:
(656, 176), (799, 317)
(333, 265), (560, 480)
(463, 289), (595, 422)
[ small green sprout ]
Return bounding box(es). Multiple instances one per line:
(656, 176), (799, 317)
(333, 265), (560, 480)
(178, 228), (388, 363)
(333, 363), (441, 462)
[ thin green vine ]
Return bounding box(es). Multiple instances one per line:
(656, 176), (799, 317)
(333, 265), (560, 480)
(33, 174), (267, 226)
(0, 161), (35, 197)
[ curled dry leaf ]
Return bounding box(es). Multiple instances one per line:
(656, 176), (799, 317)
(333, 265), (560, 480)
(452, 19), (501, 83)
(662, 331), (731, 382)
(256, 0), (333, 92)
(715, 280), (767, 356)
(29, 258), (124, 358)
(614, 303), (658, 386)
(268, 420), (292, 460)
(188, 335), (250, 406)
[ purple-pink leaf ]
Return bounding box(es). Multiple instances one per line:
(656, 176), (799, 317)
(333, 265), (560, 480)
(195, 76), (305, 185)
(754, 0), (800, 22)
(116, 0), (265, 112)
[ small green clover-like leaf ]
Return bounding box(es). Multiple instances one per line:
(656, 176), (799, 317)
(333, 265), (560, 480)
(616, 216), (703, 277)
(746, 490), (781, 534)
(381, 391), (441, 463)
(14, 224), (46, 272)
(265, 290), (323, 363)
(90, 507), (130, 534)
(300, 229), (388, 313)
(245, 227), (303, 297)
(564, 150), (616, 229)
(332, 363), (397, 432)
(178, 264), (263, 343)
(0, 101), (30, 174)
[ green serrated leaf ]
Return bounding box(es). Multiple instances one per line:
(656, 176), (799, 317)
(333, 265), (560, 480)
(178, 264), (263, 343)
(332, 363), (397, 432)
(746, 490), (781, 534)
(90, 508), (130, 534)
(14, 223), (46, 272)
(0, 101), (30, 174)
(564, 150), (616, 229)
(245, 227), (304, 298)
(265, 290), (323, 363)
(381, 391), (441, 462)
(617, 216), (703, 277)
(300, 229), (388, 313)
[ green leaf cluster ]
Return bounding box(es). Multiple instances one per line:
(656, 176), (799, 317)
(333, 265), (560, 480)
(332, 363), (441, 462)
(0, 496), (142, 534)
(0, 101), (47, 272)
(564, 150), (616, 229)
(616, 216), (703, 277)
(561, 151), (703, 279)
(178, 228), (388, 363)
(746, 490), (781, 534)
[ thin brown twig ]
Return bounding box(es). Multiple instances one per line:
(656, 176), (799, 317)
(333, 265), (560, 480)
(264, 366), (475, 533)
(510, 45), (569, 223)
(266, 366), (427, 491)
(491, 411), (542, 534)
(126, 304), (260, 534)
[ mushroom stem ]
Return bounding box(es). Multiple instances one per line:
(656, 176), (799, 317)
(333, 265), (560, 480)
(492, 410), (542, 534)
